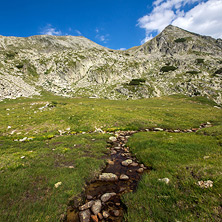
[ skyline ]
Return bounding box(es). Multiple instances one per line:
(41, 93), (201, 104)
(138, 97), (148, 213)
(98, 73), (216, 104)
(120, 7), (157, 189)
(0, 0), (222, 49)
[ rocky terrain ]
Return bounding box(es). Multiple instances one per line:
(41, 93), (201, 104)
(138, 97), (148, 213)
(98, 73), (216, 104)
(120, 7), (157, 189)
(0, 25), (221, 104)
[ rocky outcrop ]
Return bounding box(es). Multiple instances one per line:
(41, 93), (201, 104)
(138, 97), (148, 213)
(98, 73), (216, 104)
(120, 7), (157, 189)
(0, 25), (221, 104)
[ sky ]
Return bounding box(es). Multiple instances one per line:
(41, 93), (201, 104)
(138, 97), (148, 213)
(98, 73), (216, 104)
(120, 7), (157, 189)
(0, 0), (222, 50)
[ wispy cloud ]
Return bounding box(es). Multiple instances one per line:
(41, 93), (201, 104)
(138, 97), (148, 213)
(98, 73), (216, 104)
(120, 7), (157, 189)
(138, 0), (222, 44)
(95, 28), (109, 43)
(75, 30), (82, 35)
(40, 24), (62, 36)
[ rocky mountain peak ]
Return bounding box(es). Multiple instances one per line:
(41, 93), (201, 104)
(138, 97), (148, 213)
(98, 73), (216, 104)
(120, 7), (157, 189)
(0, 25), (221, 104)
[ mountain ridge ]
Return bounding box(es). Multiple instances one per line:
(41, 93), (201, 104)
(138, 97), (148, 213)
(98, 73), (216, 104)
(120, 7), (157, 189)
(0, 25), (221, 104)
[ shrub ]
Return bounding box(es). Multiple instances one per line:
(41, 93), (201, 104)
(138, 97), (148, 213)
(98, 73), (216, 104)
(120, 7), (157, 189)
(174, 38), (186, 43)
(196, 58), (204, 64)
(16, 63), (24, 69)
(129, 79), (146, 85)
(160, 66), (177, 72)
(186, 70), (200, 74)
(214, 68), (222, 75)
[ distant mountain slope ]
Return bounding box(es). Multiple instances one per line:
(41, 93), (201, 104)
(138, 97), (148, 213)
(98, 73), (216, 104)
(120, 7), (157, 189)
(0, 25), (221, 104)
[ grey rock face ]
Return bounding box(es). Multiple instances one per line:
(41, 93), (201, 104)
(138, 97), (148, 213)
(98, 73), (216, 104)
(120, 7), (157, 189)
(91, 200), (102, 215)
(79, 209), (91, 222)
(0, 25), (221, 104)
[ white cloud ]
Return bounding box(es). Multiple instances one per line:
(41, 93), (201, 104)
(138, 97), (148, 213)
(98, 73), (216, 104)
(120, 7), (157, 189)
(118, 48), (127, 50)
(40, 24), (62, 36)
(138, 0), (222, 44)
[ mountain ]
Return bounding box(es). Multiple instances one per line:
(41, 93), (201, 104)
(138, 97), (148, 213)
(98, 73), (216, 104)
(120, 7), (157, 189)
(0, 25), (221, 104)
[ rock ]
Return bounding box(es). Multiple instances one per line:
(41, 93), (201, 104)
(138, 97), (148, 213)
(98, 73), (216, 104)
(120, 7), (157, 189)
(20, 156), (25, 159)
(102, 211), (109, 219)
(79, 209), (91, 222)
(154, 128), (164, 131)
(197, 180), (213, 188)
(99, 173), (118, 181)
(121, 159), (133, 166)
(107, 160), (114, 165)
(79, 200), (95, 211)
(137, 168), (144, 173)
(204, 156), (210, 159)
(91, 200), (102, 215)
(114, 146), (121, 150)
(113, 210), (120, 217)
(109, 136), (117, 142)
(110, 150), (117, 155)
(158, 178), (170, 184)
(91, 215), (99, 222)
(54, 182), (62, 188)
(120, 174), (129, 180)
(101, 192), (116, 202)
(140, 164), (145, 168)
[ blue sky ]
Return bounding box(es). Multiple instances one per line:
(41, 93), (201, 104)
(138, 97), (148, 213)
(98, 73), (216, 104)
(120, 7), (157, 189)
(0, 0), (222, 49)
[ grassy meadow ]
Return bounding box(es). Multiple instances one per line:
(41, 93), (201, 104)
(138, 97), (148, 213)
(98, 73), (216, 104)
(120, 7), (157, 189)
(0, 94), (221, 221)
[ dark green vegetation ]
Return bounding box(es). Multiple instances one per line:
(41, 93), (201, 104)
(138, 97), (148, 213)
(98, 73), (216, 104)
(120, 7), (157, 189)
(0, 133), (109, 221)
(160, 65), (177, 72)
(123, 128), (222, 221)
(196, 58), (204, 64)
(214, 67), (222, 75)
(129, 78), (146, 85)
(0, 94), (221, 221)
(186, 70), (200, 75)
(174, 38), (186, 43)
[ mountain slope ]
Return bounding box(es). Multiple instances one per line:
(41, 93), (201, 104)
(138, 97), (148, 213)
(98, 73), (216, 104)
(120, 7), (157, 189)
(0, 25), (221, 104)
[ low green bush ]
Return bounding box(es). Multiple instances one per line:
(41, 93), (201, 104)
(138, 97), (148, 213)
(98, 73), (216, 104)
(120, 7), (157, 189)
(129, 78), (146, 85)
(160, 66), (177, 72)
(174, 38), (186, 43)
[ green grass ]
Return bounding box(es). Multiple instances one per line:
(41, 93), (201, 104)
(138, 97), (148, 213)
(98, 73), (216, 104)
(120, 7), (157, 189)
(0, 133), (109, 221)
(0, 95), (221, 138)
(0, 95), (221, 221)
(123, 130), (222, 221)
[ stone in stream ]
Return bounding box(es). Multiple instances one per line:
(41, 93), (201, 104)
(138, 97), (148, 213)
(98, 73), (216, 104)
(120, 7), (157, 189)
(102, 211), (109, 219)
(137, 168), (144, 173)
(79, 209), (91, 222)
(120, 174), (129, 180)
(114, 146), (121, 150)
(98, 212), (103, 220)
(109, 136), (117, 142)
(91, 200), (102, 215)
(121, 159), (133, 166)
(79, 200), (95, 211)
(101, 192), (116, 202)
(110, 150), (117, 155)
(113, 210), (120, 217)
(154, 128), (164, 131)
(91, 215), (99, 222)
(131, 162), (138, 167)
(99, 173), (118, 181)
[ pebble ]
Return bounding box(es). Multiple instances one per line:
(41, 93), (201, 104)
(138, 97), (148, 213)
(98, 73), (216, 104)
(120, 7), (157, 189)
(79, 200), (95, 211)
(91, 200), (102, 215)
(99, 173), (118, 182)
(79, 209), (91, 222)
(101, 192), (116, 202)
(120, 174), (129, 180)
(87, 195), (93, 200)
(121, 159), (133, 166)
